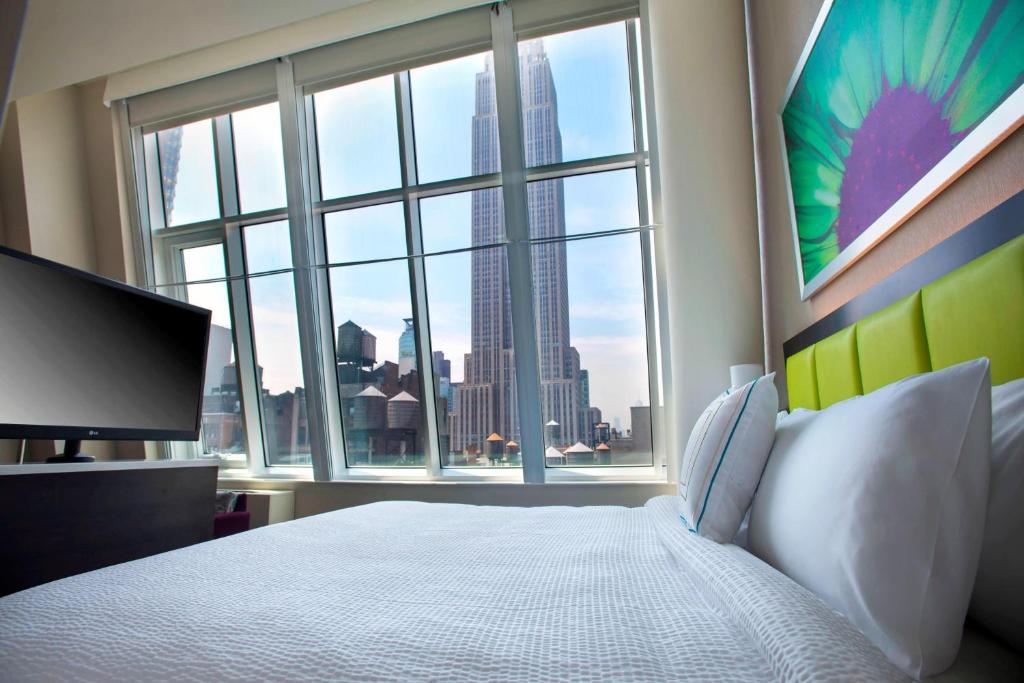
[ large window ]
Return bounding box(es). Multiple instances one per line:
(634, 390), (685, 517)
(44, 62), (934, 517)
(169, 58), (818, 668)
(128, 1), (661, 481)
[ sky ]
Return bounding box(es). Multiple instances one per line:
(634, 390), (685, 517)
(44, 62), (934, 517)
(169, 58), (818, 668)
(161, 20), (651, 433)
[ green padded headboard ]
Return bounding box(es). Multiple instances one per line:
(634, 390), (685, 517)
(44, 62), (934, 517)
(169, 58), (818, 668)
(784, 194), (1024, 410)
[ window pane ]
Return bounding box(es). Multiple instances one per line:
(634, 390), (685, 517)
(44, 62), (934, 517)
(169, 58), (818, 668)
(232, 102), (286, 213)
(528, 169), (639, 239)
(186, 282), (246, 462)
(314, 76), (401, 199)
(157, 119), (220, 227)
(532, 233), (651, 467)
(248, 273), (311, 466)
(411, 51), (498, 183)
(182, 243), (226, 281)
(244, 220), (292, 273)
(519, 22), (634, 166)
(425, 247), (521, 467)
(329, 261), (425, 467)
(325, 202), (406, 264)
(419, 188), (504, 254)
(180, 243), (245, 463)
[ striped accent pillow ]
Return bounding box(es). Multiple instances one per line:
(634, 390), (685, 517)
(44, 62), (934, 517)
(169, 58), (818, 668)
(678, 373), (778, 543)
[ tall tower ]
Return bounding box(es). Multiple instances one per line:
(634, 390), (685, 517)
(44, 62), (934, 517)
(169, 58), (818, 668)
(450, 41), (585, 455)
(157, 127), (184, 224)
(398, 318), (416, 376)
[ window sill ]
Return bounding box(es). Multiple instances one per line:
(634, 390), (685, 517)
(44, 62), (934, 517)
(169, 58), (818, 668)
(219, 464), (669, 485)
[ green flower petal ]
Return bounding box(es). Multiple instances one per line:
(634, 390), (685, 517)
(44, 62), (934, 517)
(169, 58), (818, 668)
(788, 149), (843, 213)
(914, 0), (961, 90)
(879, 0), (906, 88)
(926, 0), (992, 101)
(795, 204), (840, 242)
(836, 33), (881, 124)
(801, 233), (840, 282)
(783, 105), (850, 171)
(903, 0), (937, 90)
(945, 1), (1024, 132)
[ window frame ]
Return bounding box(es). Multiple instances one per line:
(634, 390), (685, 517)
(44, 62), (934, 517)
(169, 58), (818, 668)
(117, 2), (669, 484)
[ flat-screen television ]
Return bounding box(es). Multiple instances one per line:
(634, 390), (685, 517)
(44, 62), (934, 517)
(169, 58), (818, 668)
(0, 245), (211, 462)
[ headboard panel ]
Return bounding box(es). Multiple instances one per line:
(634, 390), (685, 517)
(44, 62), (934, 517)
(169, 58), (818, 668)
(784, 191), (1024, 410)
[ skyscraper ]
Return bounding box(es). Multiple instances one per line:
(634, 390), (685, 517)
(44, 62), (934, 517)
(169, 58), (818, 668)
(449, 41), (587, 455)
(398, 318), (416, 376)
(156, 127), (184, 224)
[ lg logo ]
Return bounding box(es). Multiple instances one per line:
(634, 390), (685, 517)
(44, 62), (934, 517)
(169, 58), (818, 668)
(88, 430), (99, 436)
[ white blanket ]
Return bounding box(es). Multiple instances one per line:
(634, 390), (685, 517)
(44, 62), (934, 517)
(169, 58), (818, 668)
(0, 496), (906, 682)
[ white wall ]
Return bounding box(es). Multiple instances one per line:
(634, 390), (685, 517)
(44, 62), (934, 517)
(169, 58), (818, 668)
(12, 0), (367, 99)
(14, 87), (97, 271)
(15, 0), (490, 102)
(645, 0), (764, 455)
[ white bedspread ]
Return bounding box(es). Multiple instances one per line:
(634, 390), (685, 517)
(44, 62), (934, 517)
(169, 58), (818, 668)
(0, 495), (906, 682)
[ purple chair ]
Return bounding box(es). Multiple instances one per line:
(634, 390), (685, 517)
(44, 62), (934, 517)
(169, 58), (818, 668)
(214, 493), (250, 538)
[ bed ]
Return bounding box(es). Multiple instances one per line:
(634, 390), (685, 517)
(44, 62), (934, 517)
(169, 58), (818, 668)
(0, 496), (907, 682)
(1, 195), (1022, 682)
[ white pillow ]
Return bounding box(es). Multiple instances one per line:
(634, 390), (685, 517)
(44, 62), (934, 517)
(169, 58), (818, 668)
(970, 377), (1024, 652)
(748, 359), (991, 679)
(678, 373), (777, 543)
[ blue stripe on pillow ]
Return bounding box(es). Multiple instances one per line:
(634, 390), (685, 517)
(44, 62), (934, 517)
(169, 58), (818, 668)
(695, 377), (759, 533)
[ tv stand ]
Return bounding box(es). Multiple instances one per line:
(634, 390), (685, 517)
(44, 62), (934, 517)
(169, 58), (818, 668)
(46, 439), (96, 463)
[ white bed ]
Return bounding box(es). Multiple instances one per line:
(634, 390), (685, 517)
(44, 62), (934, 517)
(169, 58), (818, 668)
(0, 495), (908, 682)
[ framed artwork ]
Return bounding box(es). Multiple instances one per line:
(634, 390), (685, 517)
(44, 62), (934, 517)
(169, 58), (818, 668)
(781, 0), (1024, 299)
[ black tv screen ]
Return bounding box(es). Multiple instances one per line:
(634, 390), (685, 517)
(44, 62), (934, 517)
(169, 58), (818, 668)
(0, 246), (211, 442)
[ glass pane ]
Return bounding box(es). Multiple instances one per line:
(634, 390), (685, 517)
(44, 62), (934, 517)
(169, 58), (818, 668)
(244, 220), (292, 273)
(157, 119), (220, 227)
(248, 273), (310, 466)
(329, 261), (425, 467)
(325, 202), (406, 264)
(411, 51), (498, 183)
(314, 76), (401, 199)
(528, 169), (639, 239)
(232, 102), (286, 213)
(182, 243), (226, 281)
(419, 188), (504, 254)
(424, 247), (521, 467)
(519, 22), (634, 166)
(186, 281), (246, 462)
(532, 233), (651, 467)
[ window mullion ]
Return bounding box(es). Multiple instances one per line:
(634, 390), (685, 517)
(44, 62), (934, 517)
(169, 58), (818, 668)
(394, 71), (443, 478)
(637, 0), (674, 477)
(490, 3), (545, 484)
(301, 92), (350, 477)
(626, 18), (665, 473)
(276, 58), (338, 481)
(213, 116), (240, 217)
(224, 223), (270, 475)
(211, 114), (269, 474)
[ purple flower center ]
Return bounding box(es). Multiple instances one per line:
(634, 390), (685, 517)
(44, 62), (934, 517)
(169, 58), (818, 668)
(836, 85), (962, 249)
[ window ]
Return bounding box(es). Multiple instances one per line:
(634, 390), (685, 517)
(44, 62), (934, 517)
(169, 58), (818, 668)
(127, 2), (661, 482)
(180, 244), (245, 465)
(410, 51), (499, 183)
(519, 22), (635, 165)
(314, 76), (401, 199)
(231, 103), (287, 214)
(154, 120), (219, 227)
(244, 221), (311, 467)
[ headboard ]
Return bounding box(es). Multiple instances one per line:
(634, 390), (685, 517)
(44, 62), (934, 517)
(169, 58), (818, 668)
(784, 190), (1024, 410)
